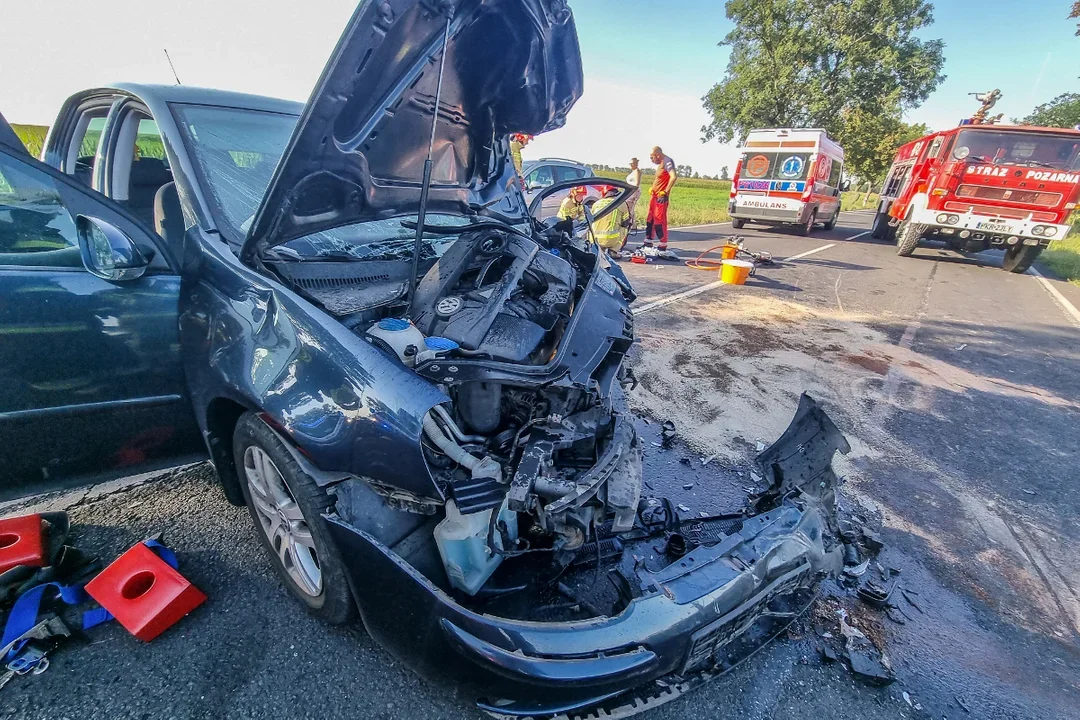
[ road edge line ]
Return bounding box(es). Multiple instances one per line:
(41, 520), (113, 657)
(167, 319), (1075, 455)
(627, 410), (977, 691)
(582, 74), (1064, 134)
(1028, 267), (1080, 328)
(845, 231), (870, 241)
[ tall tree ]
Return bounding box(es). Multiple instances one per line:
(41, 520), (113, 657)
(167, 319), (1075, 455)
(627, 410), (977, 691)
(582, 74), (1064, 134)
(720, 165), (730, 180)
(1018, 93), (1080, 128)
(841, 110), (928, 184)
(702, 0), (945, 180)
(1072, 1), (1079, 35)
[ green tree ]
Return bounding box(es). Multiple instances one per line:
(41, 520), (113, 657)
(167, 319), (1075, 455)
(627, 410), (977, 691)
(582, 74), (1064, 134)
(702, 0), (945, 179)
(720, 165), (730, 180)
(841, 110), (928, 185)
(1072, 1), (1079, 35)
(1018, 93), (1080, 128)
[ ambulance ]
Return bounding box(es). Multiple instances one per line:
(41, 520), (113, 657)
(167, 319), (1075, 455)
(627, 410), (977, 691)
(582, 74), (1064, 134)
(728, 128), (845, 236)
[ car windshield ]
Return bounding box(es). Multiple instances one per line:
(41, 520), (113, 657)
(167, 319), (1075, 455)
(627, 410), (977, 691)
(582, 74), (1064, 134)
(739, 151), (812, 182)
(171, 104), (299, 238)
(954, 130), (1080, 170)
(273, 215), (478, 263)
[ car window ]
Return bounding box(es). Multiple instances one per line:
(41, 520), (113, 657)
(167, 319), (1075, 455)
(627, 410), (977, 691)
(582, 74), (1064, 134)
(71, 115), (108, 188)
(0, 149), (82, 267)
(525, 165), (554, 189)
(554, 166), (586, 182)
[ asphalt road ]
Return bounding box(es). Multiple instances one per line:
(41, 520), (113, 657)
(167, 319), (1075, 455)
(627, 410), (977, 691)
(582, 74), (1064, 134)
(3, 211), (1079, 719)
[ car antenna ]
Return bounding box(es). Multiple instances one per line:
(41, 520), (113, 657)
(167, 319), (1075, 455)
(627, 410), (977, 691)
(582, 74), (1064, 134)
(406, 9), (454, 315)
(164, 48), (182, 85)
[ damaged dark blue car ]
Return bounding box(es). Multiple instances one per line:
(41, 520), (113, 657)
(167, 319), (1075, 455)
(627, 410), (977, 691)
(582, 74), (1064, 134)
(0, 1), (851, 716)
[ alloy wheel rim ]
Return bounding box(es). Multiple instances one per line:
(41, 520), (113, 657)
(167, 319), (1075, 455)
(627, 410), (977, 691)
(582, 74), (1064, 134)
(243, 445), (322, 597)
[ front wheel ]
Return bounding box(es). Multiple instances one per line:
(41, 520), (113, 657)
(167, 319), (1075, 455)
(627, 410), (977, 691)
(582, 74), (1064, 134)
(797, 210), (817, 237)
(1002, 244), (1042, 274)
(233, 412), (356, 625)
(731, 217), (745, 229)
(895, 219), (924, 257)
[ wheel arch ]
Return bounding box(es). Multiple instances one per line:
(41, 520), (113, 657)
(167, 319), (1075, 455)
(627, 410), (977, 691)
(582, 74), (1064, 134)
(204, 396), (253, 506)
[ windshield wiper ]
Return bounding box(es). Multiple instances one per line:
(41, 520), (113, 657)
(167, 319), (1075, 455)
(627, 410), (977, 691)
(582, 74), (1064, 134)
(1025, 160), (1058, 169)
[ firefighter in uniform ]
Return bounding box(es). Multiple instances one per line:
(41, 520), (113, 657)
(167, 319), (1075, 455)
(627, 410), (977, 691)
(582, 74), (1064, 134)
(557, 186), (588, 222)
(589, 185), (630, 258)
(510, 133), (531, 186)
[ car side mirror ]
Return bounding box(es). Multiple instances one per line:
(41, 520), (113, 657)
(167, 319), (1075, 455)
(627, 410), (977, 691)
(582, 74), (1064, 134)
(76, 215), (149, 281)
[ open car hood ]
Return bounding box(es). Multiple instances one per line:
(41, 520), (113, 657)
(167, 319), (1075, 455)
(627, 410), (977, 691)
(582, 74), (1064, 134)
(241, 0), (583, 263)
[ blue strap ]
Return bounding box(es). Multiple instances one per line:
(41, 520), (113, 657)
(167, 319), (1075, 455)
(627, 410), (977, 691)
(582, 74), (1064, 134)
(2, 540), (182, 655)
(2, 581), (85, 661)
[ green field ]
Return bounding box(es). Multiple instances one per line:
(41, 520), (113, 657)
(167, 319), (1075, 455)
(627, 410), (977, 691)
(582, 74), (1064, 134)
(592, 169), (877, 227)
(11, 123), (165, 161)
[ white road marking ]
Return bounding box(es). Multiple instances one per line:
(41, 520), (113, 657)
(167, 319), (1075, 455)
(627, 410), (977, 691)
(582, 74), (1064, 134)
(870, 263), (938, 428)
(784, 243), (835, 261)
(672, 221), (732, 231)
(635, 242), (839, 314)
(1027, 267), (1080, 328)
(845, 231), (870, 241)
(634, 281), (724, 315)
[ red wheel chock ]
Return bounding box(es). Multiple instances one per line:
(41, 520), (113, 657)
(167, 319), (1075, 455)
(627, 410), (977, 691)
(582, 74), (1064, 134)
(84, 542), (206, 641)
(0, 514), (46, 574)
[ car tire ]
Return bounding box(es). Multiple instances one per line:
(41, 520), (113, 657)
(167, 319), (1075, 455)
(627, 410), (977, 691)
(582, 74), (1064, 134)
(823, 213), (837, 231)
(797, 210), (817, 237)
(895, 219), (923, 257)
(1002, 244), (1042, 274)
(233, 412), (356, 625)
(731, 217), (745, 229)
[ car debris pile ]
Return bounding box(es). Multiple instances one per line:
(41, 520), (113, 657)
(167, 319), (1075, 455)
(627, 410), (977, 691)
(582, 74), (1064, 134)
(0, 513), (204, 690)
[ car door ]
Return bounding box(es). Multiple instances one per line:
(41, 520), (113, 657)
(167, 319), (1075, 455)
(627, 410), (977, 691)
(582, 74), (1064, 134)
(522, 164), (560, 218)
(0, 116), (205, 499)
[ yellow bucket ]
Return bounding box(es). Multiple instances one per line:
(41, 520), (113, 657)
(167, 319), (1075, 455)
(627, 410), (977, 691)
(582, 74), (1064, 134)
(720, 259), (753, 285)
(720, 244), (739, 260)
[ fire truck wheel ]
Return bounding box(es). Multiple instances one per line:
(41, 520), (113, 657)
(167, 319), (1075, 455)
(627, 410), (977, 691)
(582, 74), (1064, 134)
(732, 217), (745, 229)
(870, 212), (888, 239)
(797, 210), (817, 236)
(1002, 245), (1042, 274)
(895, 219), (923, 257)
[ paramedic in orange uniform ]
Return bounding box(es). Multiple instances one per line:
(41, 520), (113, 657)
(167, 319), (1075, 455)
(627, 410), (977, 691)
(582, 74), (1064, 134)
(645, 146), (677, 250)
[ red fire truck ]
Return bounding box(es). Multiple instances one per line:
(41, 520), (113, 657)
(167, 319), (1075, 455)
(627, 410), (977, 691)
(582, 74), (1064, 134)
(871, 120), (1080, 273)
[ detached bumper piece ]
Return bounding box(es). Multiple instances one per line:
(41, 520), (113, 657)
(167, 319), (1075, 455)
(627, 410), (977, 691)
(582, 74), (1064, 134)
(326, 394), (849, 719)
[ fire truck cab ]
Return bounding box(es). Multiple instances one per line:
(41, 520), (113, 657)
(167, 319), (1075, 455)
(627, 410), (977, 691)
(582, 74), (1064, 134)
(872, 123), (1080, 273)
(729, 128), (845, 236)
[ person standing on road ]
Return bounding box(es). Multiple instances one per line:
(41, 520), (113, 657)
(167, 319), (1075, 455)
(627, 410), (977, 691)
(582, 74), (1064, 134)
(645, 146), (677, 250)
(624, 158), (642, 241)
(510, 133), (531, 188)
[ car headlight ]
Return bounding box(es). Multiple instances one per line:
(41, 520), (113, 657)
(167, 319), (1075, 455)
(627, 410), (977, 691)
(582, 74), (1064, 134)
(936, 213), (959, 225)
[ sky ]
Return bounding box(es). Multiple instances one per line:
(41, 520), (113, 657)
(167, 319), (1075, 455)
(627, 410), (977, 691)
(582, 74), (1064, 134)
(1, 0), (1078, 176)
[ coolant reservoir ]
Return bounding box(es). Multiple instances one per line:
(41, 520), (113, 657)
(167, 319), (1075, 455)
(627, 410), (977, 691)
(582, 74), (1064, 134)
(366, 318), (426, 366)
(435, 499), (517, 596)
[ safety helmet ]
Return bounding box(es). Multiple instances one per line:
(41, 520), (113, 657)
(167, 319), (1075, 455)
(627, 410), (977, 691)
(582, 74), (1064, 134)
(569, 186), (587, 199)
(595, 184), (616, 196)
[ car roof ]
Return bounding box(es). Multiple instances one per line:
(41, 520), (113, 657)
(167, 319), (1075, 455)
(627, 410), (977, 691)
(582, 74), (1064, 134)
(106, 83), (304, 115)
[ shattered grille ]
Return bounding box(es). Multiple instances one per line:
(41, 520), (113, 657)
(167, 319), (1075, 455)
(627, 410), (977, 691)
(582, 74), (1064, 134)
(293, 274), (391, 290)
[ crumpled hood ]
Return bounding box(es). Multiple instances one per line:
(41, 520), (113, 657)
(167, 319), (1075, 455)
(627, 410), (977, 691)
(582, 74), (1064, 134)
(242, 0), (583, 263)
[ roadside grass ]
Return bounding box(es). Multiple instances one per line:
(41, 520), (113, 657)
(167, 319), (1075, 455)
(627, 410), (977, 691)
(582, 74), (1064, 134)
(1041, 217), (1080, 285)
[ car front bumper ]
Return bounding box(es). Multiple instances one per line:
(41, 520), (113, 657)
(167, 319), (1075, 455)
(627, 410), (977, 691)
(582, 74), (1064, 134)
(909, 206), (1070, 246)
(323, 395), (848, 718)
